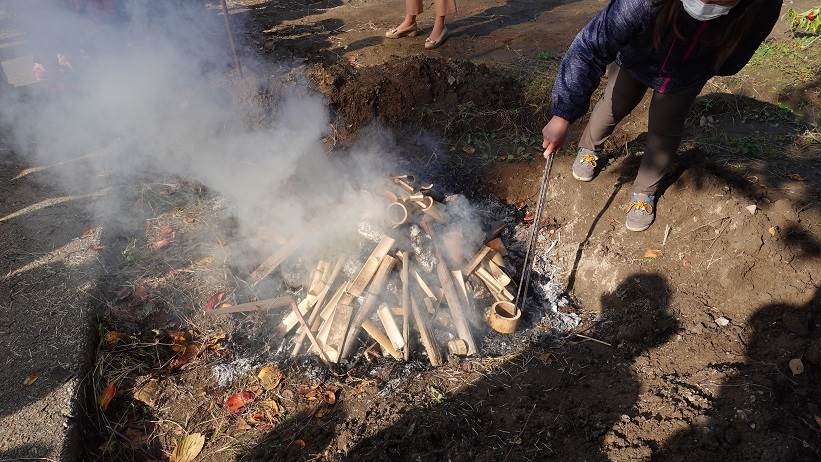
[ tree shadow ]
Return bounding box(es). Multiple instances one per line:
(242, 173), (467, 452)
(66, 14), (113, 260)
(237, 272), (678, 460)
(660, 287), (821, 461)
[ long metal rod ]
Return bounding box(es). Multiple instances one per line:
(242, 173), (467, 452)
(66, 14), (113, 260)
(220, 0), (243, 77)
(514, 153), (554, 311)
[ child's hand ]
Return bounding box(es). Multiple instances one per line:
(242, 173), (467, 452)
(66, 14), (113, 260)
(542, 115), (569, 158)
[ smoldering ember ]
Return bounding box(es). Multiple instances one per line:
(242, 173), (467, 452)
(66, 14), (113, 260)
(0, 1), (819, 462)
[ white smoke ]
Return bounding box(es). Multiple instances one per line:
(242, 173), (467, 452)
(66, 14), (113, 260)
(1, 0), (391, 266)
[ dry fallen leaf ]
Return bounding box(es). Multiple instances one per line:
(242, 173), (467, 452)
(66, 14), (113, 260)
(98, 383), (117, 411)
(204, 291), (227, 312)
(150, 238), (172, 250)
(81, 226), (96, 237)
(768, 226), (778, 238)
(314, 405), (333, 418)
(133, 284), (148, 301)
(789, 358), (804, 376)
(225, 391), (256, 413)
(23, 371), (39, 386)
(461, 145), (476, 155)
(232, 417), (252, 433)
(168, 330), (188, 354)
(257, 365), (283, 391)
(260, 399), (280, 416)
(292, 439), (306, 449)
(643, 249), (662, 259)
(133, 379), (159, 407)
(170, 433), (205, 462)
(523, 211), (534, 223)
(787, 173), (806, 182)
(170, 342), (203, 370)
(103, 331), (123, 344)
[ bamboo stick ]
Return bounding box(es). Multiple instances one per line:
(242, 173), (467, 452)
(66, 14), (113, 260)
(204, 296), (293, 314)
(287, 298), (331, 364)
(249, 237), (302, 286)
(348, 235), (395, 297)
(339, 255), (397, 360)
(486, 259), (512, 287)
(410, 291), (442, 366)
(377, 305), (405, 350)
(420, 219), (477, 355)
(362, 319), (402, 360)
(462, 245), (492, 276)
(400, 251), (411, 361)
(279, 260), (330, 334)
(291, 256), (345, 356)
(475, 266), (514, 301)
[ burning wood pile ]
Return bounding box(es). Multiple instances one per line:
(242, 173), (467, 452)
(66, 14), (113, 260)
(207, 175), (522, 366)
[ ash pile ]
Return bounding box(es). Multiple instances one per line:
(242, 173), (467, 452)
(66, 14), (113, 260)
(209, 175), (577, 366)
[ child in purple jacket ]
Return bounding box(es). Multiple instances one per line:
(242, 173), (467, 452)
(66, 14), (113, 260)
(543, 0), (781, 231)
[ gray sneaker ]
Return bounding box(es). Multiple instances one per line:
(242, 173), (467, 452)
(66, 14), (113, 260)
(625, 193), (655, 232)
(572, 147), (600, 182)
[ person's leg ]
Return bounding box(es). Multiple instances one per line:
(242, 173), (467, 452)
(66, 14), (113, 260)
(625, 84), (702, 231)
(394, 0), (421, 31)
(572, 64), (648, 181)
(429, 0), (455, 41)
(579, 64), (648, 152)
(632, 85), (702, 195)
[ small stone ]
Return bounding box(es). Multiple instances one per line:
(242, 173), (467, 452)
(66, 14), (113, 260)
(789, 358), (804, 376)
(715, 317), (730, 327)
(744, 204), (757, 215)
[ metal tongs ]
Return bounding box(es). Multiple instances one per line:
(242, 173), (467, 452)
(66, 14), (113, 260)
(514, 151), (555, 310)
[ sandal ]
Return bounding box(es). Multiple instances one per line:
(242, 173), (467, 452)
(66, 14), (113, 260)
(424, 27), (449, 49)
(385, 23), (418, 39)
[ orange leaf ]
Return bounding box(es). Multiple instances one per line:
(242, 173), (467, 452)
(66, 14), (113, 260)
(150, 238), (172, 250)
(98, 383), (117, 411)
(257, 365), (283, 391)
(224, 391), (256, 413)
(133, 284), (148, 300)
(23, 371), (39, 386)
(643, 249), (662, 259)
(204, 291), (227, 312)
(293, 439), (306, 449)
(103, 331), (123, 344)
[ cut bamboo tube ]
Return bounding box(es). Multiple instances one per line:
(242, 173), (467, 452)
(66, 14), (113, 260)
(486, 300), (520, 334)
(387, 202), (410, 228)
(420, 219), (477, 355)
(339, 255), (397, 360)
(291, 257), (345, 356)
(489, 250), (504, 267)
(410, 291), (442, 366)
(462, 245), (492, 276)
(412, 196), (448, 224)
(287, 298), (331, 364)
(249, 237), (301, 286)
(451, 269), (474, 316)
(362, 319), (402, 360)
(486, 259), (512, 287)
(475, 266), (514, 301)
(377, 305), (405, 350)
(348, 235), (395, 297)
(205, 296), (293, 315)
(448, 339), (468, 356)
(413, 270), (437, 300)
(392, 175), (415, 193)
(325, 303), (353, 363)
(279, 260), (330, 334)
(400, 251), (411, 361)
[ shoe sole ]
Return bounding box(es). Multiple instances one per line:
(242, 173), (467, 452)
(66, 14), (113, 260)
(572, 171), (594, 182)
(626, 222), (652, 232)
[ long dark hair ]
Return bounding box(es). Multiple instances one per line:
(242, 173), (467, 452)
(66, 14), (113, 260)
(653, 0), (764, 72)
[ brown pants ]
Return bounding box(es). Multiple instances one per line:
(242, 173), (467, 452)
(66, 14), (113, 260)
(580, 64), (702, 196)
(405, 0), (456, 17)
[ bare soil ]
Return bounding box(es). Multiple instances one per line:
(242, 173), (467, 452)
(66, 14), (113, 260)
(6, 0), (818, 461)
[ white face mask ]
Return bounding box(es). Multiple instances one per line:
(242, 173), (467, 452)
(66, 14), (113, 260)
(681, 0), (733, 21)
